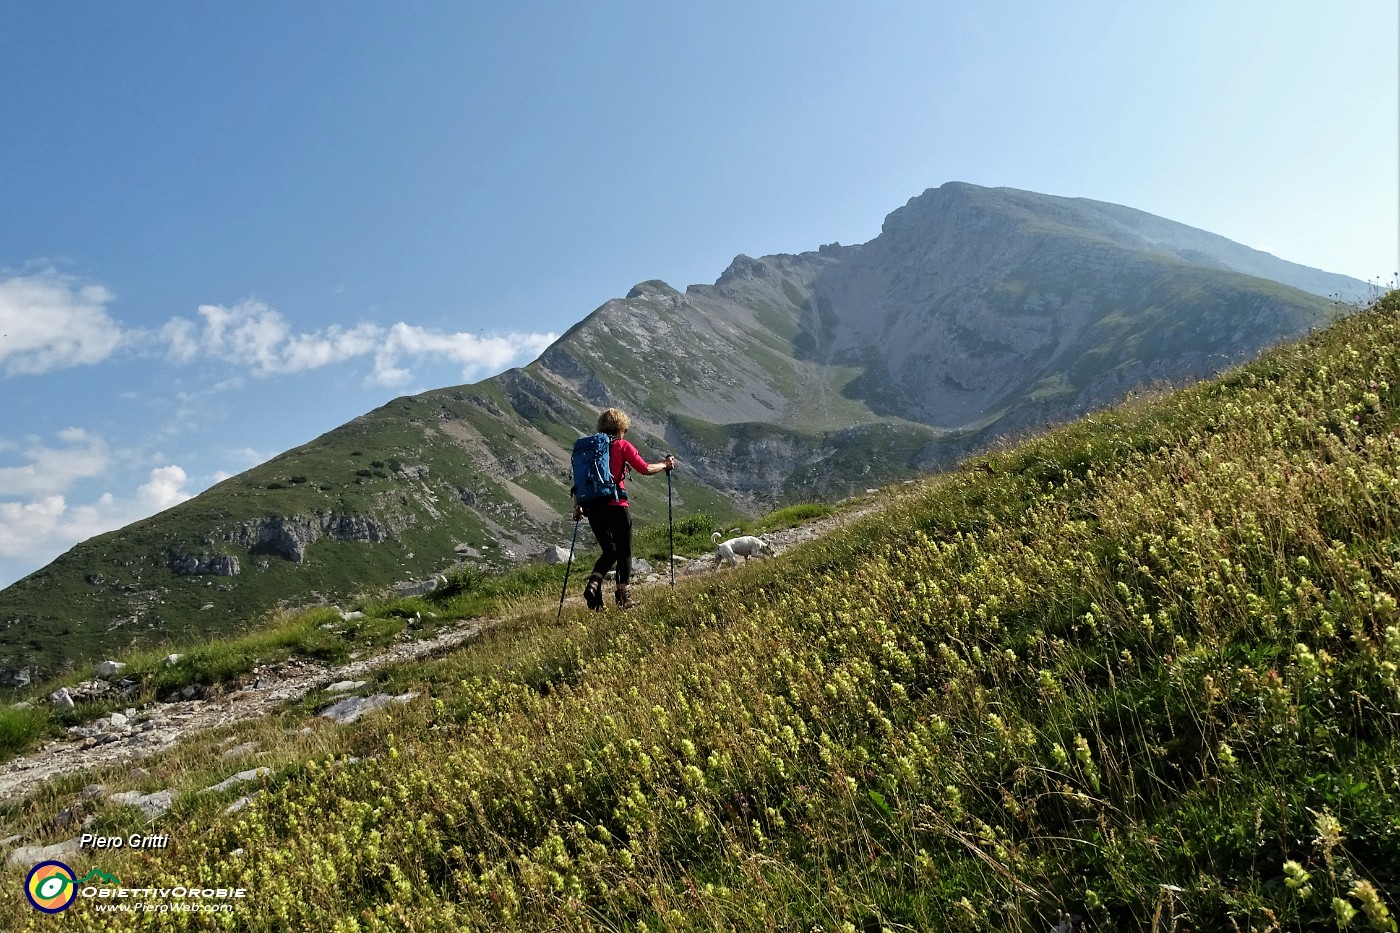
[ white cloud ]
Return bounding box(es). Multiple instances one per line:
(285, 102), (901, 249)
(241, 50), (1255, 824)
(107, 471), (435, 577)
(137, 465), (192, 511)
(0, 270), (557, 386)
(0, 464), (194, 572)
(0, 429), (111, 497)
(0, 426), (200, 585)
(369, 323), (557, 387)
(0, 271), (124, 376)
(157, 300), (556, 384)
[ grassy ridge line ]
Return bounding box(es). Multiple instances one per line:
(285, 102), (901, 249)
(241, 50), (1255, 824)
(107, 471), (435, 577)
(10, 294), (1400, 931)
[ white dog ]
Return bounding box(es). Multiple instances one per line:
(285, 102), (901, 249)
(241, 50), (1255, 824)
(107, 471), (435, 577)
(710, 531), (775, 569)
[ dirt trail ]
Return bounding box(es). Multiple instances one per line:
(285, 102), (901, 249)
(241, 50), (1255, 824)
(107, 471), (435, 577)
(0, 620), (486, 803)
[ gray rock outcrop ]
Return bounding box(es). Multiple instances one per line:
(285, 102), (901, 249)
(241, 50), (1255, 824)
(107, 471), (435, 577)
(108, 789), (175, 821)
(170, 553), (241, 576)
(95, 660), (127, 680)
(203, 768), (271, 794)
(318, 692), (418, 724)
(6, 837), (80, 867)
(225, 510), (410, 564)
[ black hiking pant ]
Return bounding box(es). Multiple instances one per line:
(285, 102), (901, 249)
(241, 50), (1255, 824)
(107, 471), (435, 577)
(586, 504), (632, 586)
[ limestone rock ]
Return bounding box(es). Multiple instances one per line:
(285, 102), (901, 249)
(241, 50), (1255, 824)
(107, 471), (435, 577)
(169, 553), (241, 577)
(6, 837), (79, 867)
(108, 789), (175, 821)
(50, 688), (74, 712)
(95, 660), (127, 680)
(225, 511), (408, 564)
(203, 768), (271, 795)
(224, 792), (262, 815)
(392, 578), (439, 598)
(318, 692), (418, 724)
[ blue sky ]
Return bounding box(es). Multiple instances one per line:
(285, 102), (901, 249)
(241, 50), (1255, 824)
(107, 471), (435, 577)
(1, 1), (1397, 587)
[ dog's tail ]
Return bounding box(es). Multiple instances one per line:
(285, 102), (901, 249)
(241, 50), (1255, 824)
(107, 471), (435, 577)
(711, 531), (721, 544)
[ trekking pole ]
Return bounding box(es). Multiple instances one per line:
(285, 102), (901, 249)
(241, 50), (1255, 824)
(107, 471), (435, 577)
(666, 455), (675, 589)
(557, 518), (581, 622)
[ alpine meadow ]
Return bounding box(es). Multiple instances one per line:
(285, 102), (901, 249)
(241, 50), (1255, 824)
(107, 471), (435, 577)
(2, 275), (1399, 927)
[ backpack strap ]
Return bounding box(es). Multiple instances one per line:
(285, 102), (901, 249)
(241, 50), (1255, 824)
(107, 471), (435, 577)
(608, 437), (629, 499)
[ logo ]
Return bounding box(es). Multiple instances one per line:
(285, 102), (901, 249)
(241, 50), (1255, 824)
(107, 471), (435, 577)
(23, 863), (123, 913)
(25, 860), (78, 913)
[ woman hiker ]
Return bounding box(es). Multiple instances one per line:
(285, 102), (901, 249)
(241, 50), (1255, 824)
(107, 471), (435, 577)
(574, 408), (675, 610)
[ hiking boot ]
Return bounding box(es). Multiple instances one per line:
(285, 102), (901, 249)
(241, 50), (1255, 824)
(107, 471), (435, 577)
(615, 585), (631, 610)
(583, 574), (604, 612)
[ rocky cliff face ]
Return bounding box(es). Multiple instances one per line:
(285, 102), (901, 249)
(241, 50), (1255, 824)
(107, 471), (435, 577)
(168, 554), (240, 577)
(0, 182), (1365, 679)
(223, 511), (411, 564)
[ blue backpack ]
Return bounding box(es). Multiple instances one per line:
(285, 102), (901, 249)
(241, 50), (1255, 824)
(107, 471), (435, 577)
(571, 433), (623, 507)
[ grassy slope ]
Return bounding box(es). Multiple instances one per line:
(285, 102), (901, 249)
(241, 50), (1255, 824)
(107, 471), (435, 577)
(0, 231), (1337, 684)
(9, 294), (1400, 931)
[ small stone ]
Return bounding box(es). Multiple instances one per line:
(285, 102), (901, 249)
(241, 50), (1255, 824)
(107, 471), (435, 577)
(318, 694), (394, 724)
(162, 654), (183, 666)
(223, 792), (262, 815)
(6, 838), (79, 867)
(107, 789), (175, 821)
(95, 660), (127, 680)
(129, 767), (152, 781)
(11, 700), (33, 710)
(221, 742), (258, 760)
(50, 688), (74, 712)
(202, 768), (272, 795)
(107, 712), (129, 729)
(81, 784), (107, 800)
(325, 681), (366, 694)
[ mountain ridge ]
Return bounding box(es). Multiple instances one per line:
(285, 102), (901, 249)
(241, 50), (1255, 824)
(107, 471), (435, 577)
(0, 182), (1367, 682)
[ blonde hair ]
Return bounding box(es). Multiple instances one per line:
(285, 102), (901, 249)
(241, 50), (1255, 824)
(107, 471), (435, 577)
(596, 408), (630, 436)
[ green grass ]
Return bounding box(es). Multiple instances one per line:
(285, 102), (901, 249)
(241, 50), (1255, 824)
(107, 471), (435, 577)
(754, 502), (834, 531)
(0, 705), (48, 759)
(7, 294), (1397, 932)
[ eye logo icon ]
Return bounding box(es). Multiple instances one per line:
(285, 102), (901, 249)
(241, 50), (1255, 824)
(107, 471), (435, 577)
(25, 860), (77, 913)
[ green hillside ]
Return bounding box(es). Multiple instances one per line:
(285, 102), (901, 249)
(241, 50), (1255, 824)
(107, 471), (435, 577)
(0, 183), (1358, 694)
(9, 292), (1398, 931)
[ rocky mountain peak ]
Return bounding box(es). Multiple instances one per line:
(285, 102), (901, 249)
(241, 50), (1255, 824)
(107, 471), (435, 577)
(717, 254), (770, 284)
(624, 280), (682, 300)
